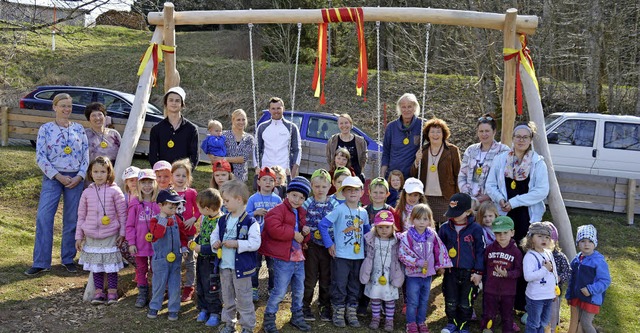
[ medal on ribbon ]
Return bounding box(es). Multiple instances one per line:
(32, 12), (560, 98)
(403, 137), (409, 145)
(145, 232), (153, 242)
(101, 215), (110, 225)
(167, 140), (175, 148)
(448, 247), (457, 258)
(100, 141), (108, 148)
(510, 180), (516, 190)
(166, 252), (176, 262)
(378, 275), (387, 285)
(64, 146), (72, 154)
(430, 165), (437, 172)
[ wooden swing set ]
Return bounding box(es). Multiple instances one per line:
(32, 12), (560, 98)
(117, 3), (576, 257)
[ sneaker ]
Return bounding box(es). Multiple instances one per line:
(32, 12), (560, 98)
(471, 309), (477, 321)
(402, 304), (407, 315)
(441, 323), (458, 333)
(303, 307), (315, 321)
(107, 292), (118, 305)
(196, 310), (208, 323)
(24, 267), (50, 276)
(91, 292), (106, 305)
(252, 288), (259, 302)
(513, 322), (521, 332)
(369, 316), (380, 330)
(206, 314), (220, 327)
(482, 329), (493, 333)
(63, 263), (78, 273)
(147, 309), (158, 319)
(219, 324), (235, 333)
(181, 286), (194, 302)
(168, 312), (178, 321)
(319, 306), (332, 322)
(520, 313), (528, 325)
(458, 329), (470, 333)
(385, 318), (395, 332)
(418, 323), (429, 333)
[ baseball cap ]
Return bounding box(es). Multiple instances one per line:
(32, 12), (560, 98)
(403, 177), (424, 195)
(311, 169), (331, 183)
(258, 166), (276, 180)
(164, 86), (186, 106)
(138, 168), (156, 180)
(369, 177), (389, 191)
(492, 216), (515, 233)
(374, 210), (395, 226)
(157, 189), (185, 204)
(122, 166), (140, 180)
(444, 193), (472, 217)
(153, 160), (171, 172)
(337, 176), (364, 194)
(212, 159), (232, 173)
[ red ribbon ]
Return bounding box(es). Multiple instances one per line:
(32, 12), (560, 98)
(503, 34), (535, 115)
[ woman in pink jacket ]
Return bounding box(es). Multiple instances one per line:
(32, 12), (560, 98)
(75, 156), (127, 305)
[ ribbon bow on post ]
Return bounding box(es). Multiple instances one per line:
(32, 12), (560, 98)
(312, 7), (368, 105)
(503, 34), (539, 115)
(137, 43), (176, 87)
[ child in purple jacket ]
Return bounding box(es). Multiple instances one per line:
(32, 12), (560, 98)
(398, 204), (452, 333)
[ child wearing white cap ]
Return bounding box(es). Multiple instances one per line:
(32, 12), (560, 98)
(566, 225), (611, 333)
(393, 177), (427, 232)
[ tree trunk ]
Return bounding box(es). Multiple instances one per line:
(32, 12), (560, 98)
(636, 58), (640, 116)
(585, 0), (603, 111)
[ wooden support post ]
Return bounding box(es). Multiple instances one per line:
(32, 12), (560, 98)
(501, 8), (517, 146)
(163, 2), (180, 91)
(519, 51), (576, 259)
(113, 28), (164, 187)
(628, 178), (636, 225)
(0, 106), (8, 146)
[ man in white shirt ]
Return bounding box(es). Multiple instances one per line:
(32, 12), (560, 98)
(256, 97), (302, 177)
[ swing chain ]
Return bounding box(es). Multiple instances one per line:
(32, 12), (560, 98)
(291, 22), (302, 112)
(376, 20), (382, 178)
(248, 22), (259, 168)
(417, 23), (431, 177)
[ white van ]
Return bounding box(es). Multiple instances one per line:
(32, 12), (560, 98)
(544, 112), (640, 179)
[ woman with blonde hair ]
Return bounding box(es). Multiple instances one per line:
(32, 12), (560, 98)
(219, 109), (255, 182)
(381, 93), (424, 180)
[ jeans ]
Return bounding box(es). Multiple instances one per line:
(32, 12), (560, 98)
(265, 258), (305, 314)
(149, 255), (182, 313)
(405, 276), (432, 324)
(33, 172), (83, 268)
(525, 296), (553, 333)
(331, 257), (363, 307)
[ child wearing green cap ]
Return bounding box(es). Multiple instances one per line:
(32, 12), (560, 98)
(482, 216), (523, 333)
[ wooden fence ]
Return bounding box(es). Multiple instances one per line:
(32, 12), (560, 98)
(1, 106), (637, 222)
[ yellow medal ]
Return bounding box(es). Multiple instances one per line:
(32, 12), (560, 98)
(448, 247), (457, 258)
(354, 242), (361, 254)
(313, 230), (322, 240)
(430, 165), (437, 172)
(475, 167), (482, 175)
(555, 285), (561, 296)
(217, 248), (223, 259)
(166, 252), (176, 262)
(421, 267), (427, 275)
(167, 140), (175, 148)
(378, 275), (387, 285)
(145, 232), (153, 242)
(487, 319), (493, 329)
(100, 141), (108, 148)
(403, 137), (409, 145)
(101, 215), (110, 225)
(63, 146), (72, 154)
(188, 241), (197, 251)
(510, 180), (516, 190)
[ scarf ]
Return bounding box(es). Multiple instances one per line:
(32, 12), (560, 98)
(504, 149), (534, 181)
(408, 226), (432, 243)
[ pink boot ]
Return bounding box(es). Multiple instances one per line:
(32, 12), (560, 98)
(406, 322), (418, 333)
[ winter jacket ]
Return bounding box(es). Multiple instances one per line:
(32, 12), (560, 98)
(484, 239), (523, 296)
(566, 251), (611, 307)
(360, 231), (404, 287)
(326, 133), (368, 174)
(485, 150), (549, 222)
(523, 249), (558, 300)
(381, 116), (425, 179)
(410, 141), (461, 200)
(437, 216), (485, 274)
(458, 141), (510, 199)
(149, 214), (189, 249)
(259, 199), (310, 261)
(398, 227), (452, 277)
(125, 197), (160, 257)
(76, 183), (127, 240)
(176, 188), (200, 237)
(256, 118), (301, 170)
(211, 211), (261, 278)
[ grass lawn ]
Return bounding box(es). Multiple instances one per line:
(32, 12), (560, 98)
(0, 145), (638, 332)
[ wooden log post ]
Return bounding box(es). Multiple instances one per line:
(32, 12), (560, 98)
(628, 178), (636, 225)
(113, 27), (165, 187)
(163, 2), (180, 91)
(519, 54), (576, 259)
(501, 8), (517, 146)
(0, 106), (8, 146)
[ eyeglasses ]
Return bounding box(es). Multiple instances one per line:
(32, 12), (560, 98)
(478, 116), (494, 122)
(513, 135), (531, 141)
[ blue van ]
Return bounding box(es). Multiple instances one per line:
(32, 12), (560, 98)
(257, 111), (382, 178)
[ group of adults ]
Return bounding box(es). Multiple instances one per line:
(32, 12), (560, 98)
(26, 87), (549, 297)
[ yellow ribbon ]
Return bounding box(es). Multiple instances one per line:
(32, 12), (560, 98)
(137, 43), (175, 86)
(503, 34), (539, 114)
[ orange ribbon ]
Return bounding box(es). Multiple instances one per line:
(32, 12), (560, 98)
(312, 7), (367, 105)
(137, 43), (175, 87)
(503, 34), (539, 115)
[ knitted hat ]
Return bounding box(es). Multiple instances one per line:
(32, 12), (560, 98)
(311, 169), (331, 183)
(374, 210), (395, 226)
(528, 222), (551, 237)
(153, 160), (171, 172)
(164, 86), (186, 106)
(576, 224), (598, 247)
(403, 177), (424, 195)
(542, 221), (559, 242)
(492, 216), (515, 233)
(122, 166), (140, 180)
(287, 176), (311, 199)
(212, 159), (232, 173)
(258, 166), (276, 180)
(444, 193), (472, 217)
(369, 177), (389, 191)
(138, 168), (156, 180)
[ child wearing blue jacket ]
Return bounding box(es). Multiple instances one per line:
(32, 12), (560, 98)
(566, 225), (611, 333)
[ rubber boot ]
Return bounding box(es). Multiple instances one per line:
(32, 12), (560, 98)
(346, 306), (361, 328)
(332, 306), (346, 328)
(289, 310), (311, 331)
(263, 312), (279, 333)
(369, 316), (381, 330)
(135, 286), (148, 308)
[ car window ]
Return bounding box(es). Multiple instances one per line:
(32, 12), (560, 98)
(96, 93), (125, 112)
(551, 119), (596, 147)
(283, 115), (303, 130)
(63, 91), (94, 105)
(34, 91), (56, 101)
(544, 114), (561, 128)
(604, 122), (640, 151)
(307, 116), (337, 140)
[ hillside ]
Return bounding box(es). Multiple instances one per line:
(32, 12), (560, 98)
(0, 25), (534, 149)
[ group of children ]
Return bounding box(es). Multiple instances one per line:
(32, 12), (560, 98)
(73, 156), (611, 333)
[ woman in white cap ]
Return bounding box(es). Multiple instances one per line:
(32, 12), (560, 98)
(149, 87), (199, 169)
